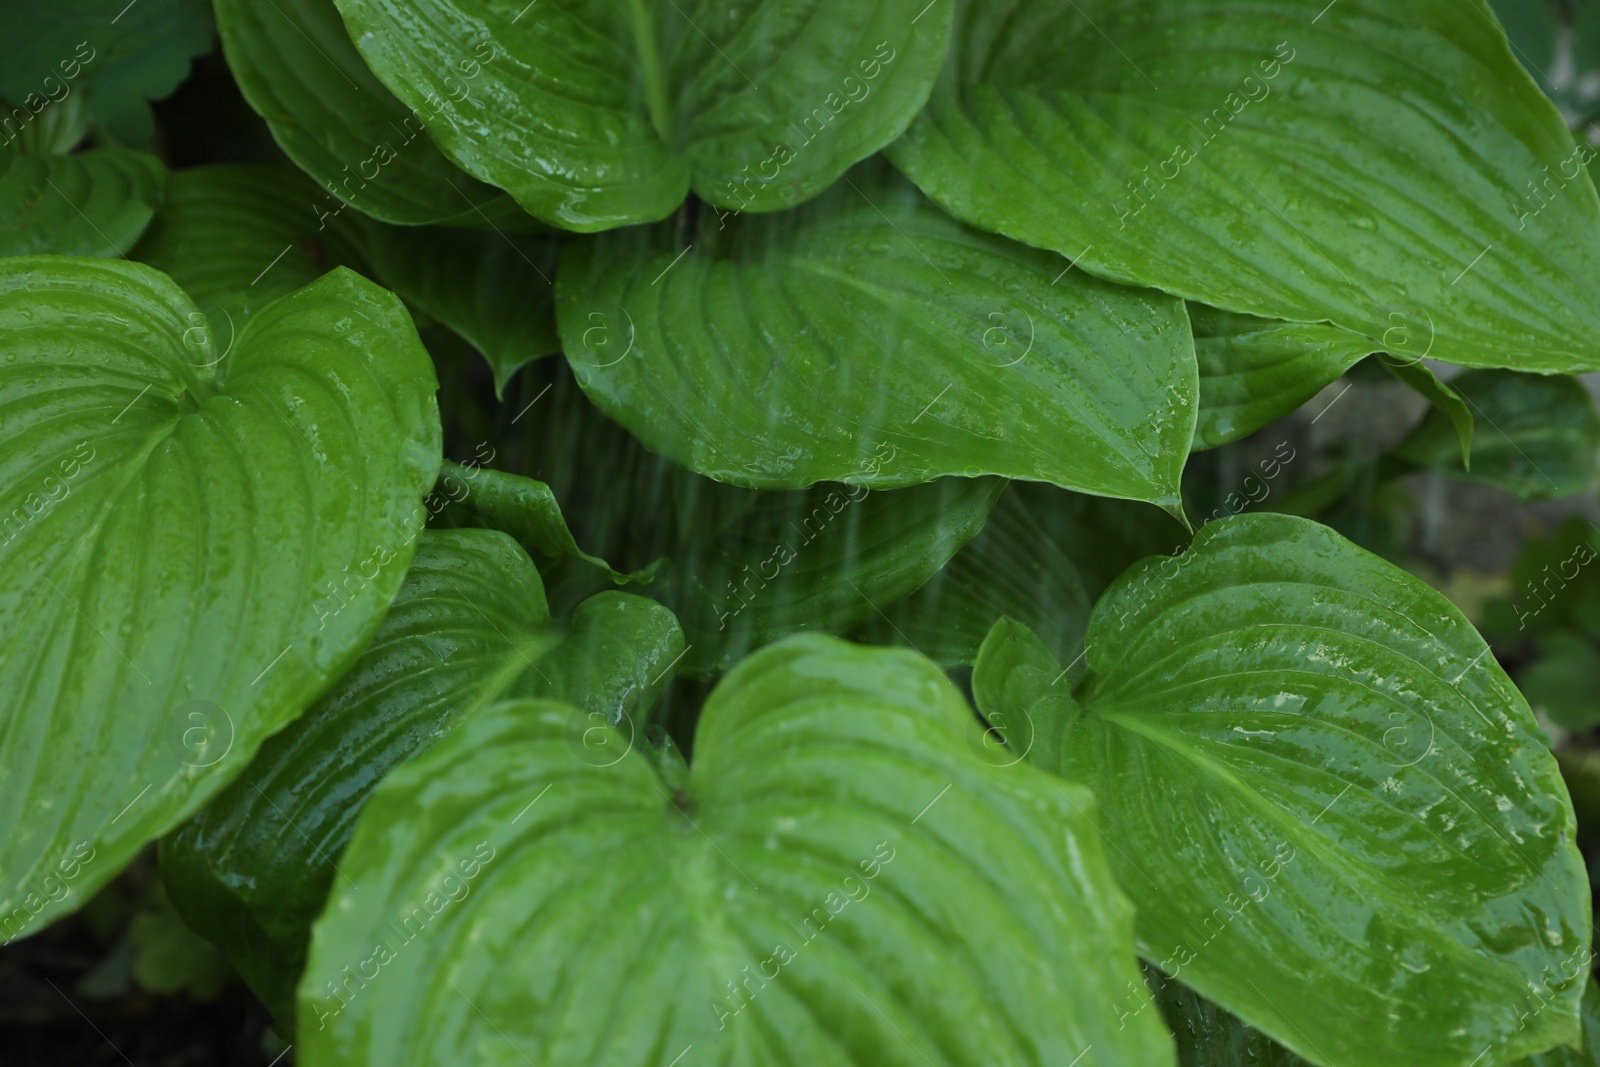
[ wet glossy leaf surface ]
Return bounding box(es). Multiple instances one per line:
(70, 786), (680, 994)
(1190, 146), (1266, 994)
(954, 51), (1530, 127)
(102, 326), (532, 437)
(299, 635), (1175, 1066)
(0, 149), (165, 257)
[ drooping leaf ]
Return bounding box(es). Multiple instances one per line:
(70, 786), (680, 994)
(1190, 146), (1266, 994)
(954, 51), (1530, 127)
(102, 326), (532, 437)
(0, 148), (165, 256)
(358, 223), (559, 396)
(1378, 356), (1474, 467)
(1393, 369), (1600, 499)
(852, 482), (1094, 670)
(971, 514), (1591, 1066)
(0, 0), (212, 145)
(1188, 306), (1374, 451)
(130, 163), (367, 330)
(161, 528), (683, 1022)
(328, 0), (953, 230)
(298, 635), (1175, 1066)
(212, 0), (515, 226)
(0, 260), (440, 941)
(558, 161), (1197, 508)
(657, 476), (1003, 676)
(890, 0), (1600, 371)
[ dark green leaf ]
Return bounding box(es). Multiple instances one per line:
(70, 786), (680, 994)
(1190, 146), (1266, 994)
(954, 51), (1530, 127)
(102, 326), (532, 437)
(0, 260), (440, 940)
(328, 0), (953, 229)
(130, 163), (367, 329)
(298, 635), (1175, 1065)
(852, 482), (1094, 669)
(558, 162), (1196, 508)
(1393, 369), (1600, 499)
(212, 0), (517, 226)
(657, 476), (1002, 675)
(0, 147), (164, 256)
(1146, 967), (1312, 1067)
(359, 224), (558, 396)
(162, 528), (683, 1021)
(890, 0), (1600, 371)
(1521, 632), (1600, 732)
(0, 0), (213, 145)
(972, 514), (1591, 1066)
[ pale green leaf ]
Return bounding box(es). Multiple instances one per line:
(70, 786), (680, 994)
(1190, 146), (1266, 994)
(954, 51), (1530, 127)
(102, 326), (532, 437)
(972, 514), (1591, 1066)
(890, 0), (1600, 371)
(558, 162), (1196, 508)
(329, 0), (952, 229)
(298, 635), (1175, 1065)
(0, 260), (441, 940)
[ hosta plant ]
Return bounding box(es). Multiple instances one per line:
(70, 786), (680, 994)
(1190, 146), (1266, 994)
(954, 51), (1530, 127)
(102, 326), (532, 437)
(3, 0), (1599, 1065)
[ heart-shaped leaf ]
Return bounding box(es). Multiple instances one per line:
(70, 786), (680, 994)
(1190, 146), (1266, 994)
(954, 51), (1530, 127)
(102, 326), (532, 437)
(213, 0), (515, 226)
(162, 526), (684, 1022)
(558, 161), (1196, 508)
(358, 225), (558, 397)
(0, 148), (165, 257)
(972, 514), (1592, 1066)
(298, 634), (1175, 1065)
(890, 0), (1600, 371)
(329, 0), (953, 230)
(0, 259), (440, 940)
(1393, 369), (1600, 500)
(131, 164), (367, 329)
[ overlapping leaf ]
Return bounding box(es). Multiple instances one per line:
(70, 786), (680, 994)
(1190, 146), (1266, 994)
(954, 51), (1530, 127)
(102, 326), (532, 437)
(330, 0), (952, 230)
(299, 635), (1174, 1065)
(0, 148), (165, 257)
(162, 528), (682, 1020)
(0, 260), (440, 940)
(212, 0), (514, 226)
(890, 0), (1600, 371)
(972, 514), (1591, 1066)
(558, 162), (1196, 507)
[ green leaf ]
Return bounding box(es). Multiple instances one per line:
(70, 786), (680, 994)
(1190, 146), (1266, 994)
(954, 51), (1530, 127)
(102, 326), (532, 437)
(0, 260), (440, 941)
(1513, 977), (1600, 1066)
(1378, 357), (1473, 468)
(852, 482), (1094, 670)
(298, 635), (1175, 1065)
(162, 527), (683, 1022)
(1190, 306), (1373, 451)
(1393, 369), (1600, 499)
(890, 0), (1600, 371)
(328, 0), (953, 230)
(558, 161), (1196, 508)
(212, 0), (514, 225)
(657, 476), (1003, 676)
(972, 514), (1591, 1066)
(0, 148), (165, 256)
(0, 0), (213, 146)
(1146, 967), (1312, 1067)
(358, 224), (558, 396)
(1521, 632), (1600, 732)
(130, 163), (368, 329)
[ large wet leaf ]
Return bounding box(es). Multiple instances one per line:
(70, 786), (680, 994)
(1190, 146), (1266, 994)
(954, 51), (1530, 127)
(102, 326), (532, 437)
(329, 0), (952, 230)
(971, 514), (1591, 1066)
(162, 528), (683, 1021)
(212, 0), (512, 225)
(131, 164), (367, 329)
(657, 477), (1002, 676)
(852, 482), (1094, 670)
(0, 260), (440, 940)
(0, 148), (165, 257)
(359, 224), (559, 396)
(890, 0), (1600, 371)
(298, 635), (1175, 1065)
(558, 162), (1196, 507)
(0, 0), (212, 144)
(1393, 369), (1600, 500)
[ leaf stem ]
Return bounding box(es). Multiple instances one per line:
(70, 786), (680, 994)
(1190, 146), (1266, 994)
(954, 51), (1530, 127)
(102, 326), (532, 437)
(628, 0), (672, 145)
